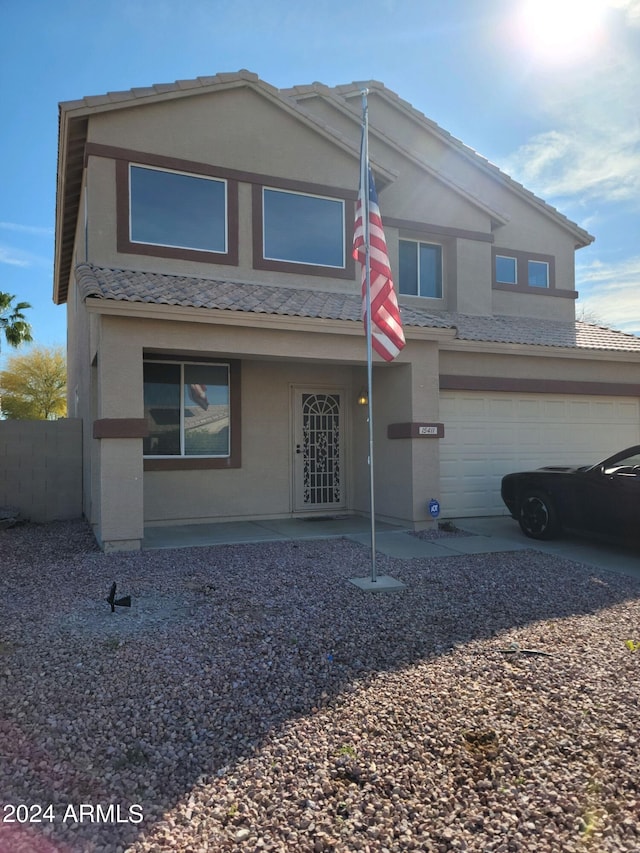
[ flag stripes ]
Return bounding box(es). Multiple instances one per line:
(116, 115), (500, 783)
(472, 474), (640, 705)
(353, 166), (406, 361)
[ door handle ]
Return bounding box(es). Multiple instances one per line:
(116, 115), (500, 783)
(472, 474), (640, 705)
(296, 444), (302, 454)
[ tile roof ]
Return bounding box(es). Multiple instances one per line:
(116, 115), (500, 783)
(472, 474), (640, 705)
(437, 312), (640, 352)
(75, 264), (451, 329)
(76, 264), (640, 353)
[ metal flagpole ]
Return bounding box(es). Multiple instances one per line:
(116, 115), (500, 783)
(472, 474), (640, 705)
(348, 93), (405, 594)
(361, 89), (377, 584)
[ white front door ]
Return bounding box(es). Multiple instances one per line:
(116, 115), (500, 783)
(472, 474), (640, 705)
(293, 389), (345, 512)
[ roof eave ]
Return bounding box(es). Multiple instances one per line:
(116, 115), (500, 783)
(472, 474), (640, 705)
(334, 81), (595, 247)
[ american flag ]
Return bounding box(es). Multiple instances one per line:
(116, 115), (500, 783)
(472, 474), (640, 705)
(353, 165), (406, 362)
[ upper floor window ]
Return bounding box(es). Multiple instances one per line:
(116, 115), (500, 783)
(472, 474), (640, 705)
(399, 239), (443, 298)
(528, 260), (549, 288)
(130, 165), (227, 254)
(493, 247), (554, 291)
(495, 255), (517, 285)
(262, 188), (345, 268)
(116, 156), (238, 266)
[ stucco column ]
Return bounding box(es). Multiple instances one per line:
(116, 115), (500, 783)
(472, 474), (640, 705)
(94, 320), (144, 551)
(373, 342), (442, 527)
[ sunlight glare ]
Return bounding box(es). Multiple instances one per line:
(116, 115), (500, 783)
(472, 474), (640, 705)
(517, 0), (608, 64)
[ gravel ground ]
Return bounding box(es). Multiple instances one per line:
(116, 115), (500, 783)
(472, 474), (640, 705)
(1, 520), (639, 853)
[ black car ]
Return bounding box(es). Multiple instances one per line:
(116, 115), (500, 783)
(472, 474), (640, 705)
(501, 446), (640, 544)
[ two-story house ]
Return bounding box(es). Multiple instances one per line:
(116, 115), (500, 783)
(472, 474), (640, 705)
(54, 71), (640, 551)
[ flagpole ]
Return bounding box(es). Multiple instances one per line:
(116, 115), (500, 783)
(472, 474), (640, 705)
(361, 89), (377, 584)
(348, 91), (406, 594)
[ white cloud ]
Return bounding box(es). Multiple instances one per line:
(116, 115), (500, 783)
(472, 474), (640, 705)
(576, 255), (640, 334)
(610, 0), (640, 25)
(0, 221), (53, 237)
(0, 244), (52, 269)
(0, 246), (30, 267)
(505, 126), (640, 204)
(502, 3), (640, 207)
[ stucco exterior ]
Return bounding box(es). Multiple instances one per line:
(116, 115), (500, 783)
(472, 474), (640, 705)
(53, 71), (640, 551)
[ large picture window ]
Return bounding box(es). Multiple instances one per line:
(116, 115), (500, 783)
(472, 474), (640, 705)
(130, 165), (227, 254)
(143, 361), (231, 458)
(399, 239), (443, 298)
(262, 188), (345, 268)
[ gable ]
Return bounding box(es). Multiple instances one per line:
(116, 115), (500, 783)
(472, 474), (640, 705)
(55, 73), (395, 305)
(55, 70), (595, 310)
(88, 86), (360, 188)
(330, 82), (593, 249)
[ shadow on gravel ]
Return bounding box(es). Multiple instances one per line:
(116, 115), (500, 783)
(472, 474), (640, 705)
(1, 519), (639, 851)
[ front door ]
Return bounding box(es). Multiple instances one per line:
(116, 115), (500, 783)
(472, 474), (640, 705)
(293, 390), (345, 512)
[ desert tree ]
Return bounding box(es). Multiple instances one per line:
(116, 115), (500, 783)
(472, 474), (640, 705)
(0, 345), (66, 420)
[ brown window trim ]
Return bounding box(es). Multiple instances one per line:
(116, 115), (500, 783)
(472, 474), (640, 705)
(115, 159), (239, 266)
(385, 217), (494, 244)
(89, 142), (358, 275)
(492, 247), (562, 294)
(143, 358), (241, 471)
(439, 375), (640, 396)
(252, 184), (356, 279)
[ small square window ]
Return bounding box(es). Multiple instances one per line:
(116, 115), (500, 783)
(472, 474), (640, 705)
(496, 255), (517, 284)
(262, 188), (345, 268)
(130, 165), (227, 253)
(528, 260), (549, 288)
(399, 240), (442, 298)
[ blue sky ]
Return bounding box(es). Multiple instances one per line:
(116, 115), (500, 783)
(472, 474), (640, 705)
(1, 0), (639, 368)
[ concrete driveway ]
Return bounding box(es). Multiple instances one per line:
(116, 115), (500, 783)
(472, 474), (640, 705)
(456, 514), (640, 581)
(143, 513), (639, 581)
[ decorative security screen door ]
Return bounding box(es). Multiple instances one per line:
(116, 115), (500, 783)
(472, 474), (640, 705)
(293, 390), (345, 512)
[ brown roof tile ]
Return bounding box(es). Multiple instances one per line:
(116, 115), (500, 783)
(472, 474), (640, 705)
(439, 311), (640, 352)
(76, 264), (640, 353)
(75, 264), (451, 329)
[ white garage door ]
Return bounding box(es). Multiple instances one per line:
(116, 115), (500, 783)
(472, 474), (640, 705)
(439, 391), (640, 517)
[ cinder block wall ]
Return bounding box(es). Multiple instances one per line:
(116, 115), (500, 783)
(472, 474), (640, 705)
(0, 419), (82, 522)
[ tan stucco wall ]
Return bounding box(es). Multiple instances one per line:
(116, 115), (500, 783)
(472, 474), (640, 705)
(440, 348), (640, 385)
(144, 360), (356, 524)
(373, 348), (442, 526)
(88, 310), (445, 539)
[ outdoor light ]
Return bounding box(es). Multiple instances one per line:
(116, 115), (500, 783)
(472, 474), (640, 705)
(357, 388), (368, 406)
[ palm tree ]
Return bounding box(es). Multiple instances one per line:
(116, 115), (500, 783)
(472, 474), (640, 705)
(0, 292), (33, 351)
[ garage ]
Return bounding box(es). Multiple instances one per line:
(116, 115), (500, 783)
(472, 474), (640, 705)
(438, 391), (640, 517)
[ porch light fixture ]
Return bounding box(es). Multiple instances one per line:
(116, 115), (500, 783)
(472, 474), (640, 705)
(357, 388), (368, 406)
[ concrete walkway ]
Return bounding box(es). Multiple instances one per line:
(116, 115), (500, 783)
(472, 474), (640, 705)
(143, 514), (639, 580)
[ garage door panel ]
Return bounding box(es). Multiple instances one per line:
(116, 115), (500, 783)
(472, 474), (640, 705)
(439, 392), (640, 517)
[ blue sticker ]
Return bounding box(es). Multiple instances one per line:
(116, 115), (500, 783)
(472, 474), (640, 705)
(428, 499), (441, 518)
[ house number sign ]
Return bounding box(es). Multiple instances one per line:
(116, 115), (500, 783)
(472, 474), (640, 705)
(387, 422), (445, 439)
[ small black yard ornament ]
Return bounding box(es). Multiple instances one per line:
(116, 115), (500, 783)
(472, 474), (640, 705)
(106, 582), (131, 613)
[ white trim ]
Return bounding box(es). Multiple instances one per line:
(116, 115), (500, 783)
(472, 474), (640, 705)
(129, 163), (228, 254)
(262, 186), (346, 268)
(143, 359), (231, 459)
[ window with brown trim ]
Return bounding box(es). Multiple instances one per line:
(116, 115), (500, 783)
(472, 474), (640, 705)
(492, 247), (555, 291)
(143, 358), (241, 470)
(116, 160), (239, 265)
(252, 184), (355, 279)
(399, 239), (443, 298)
